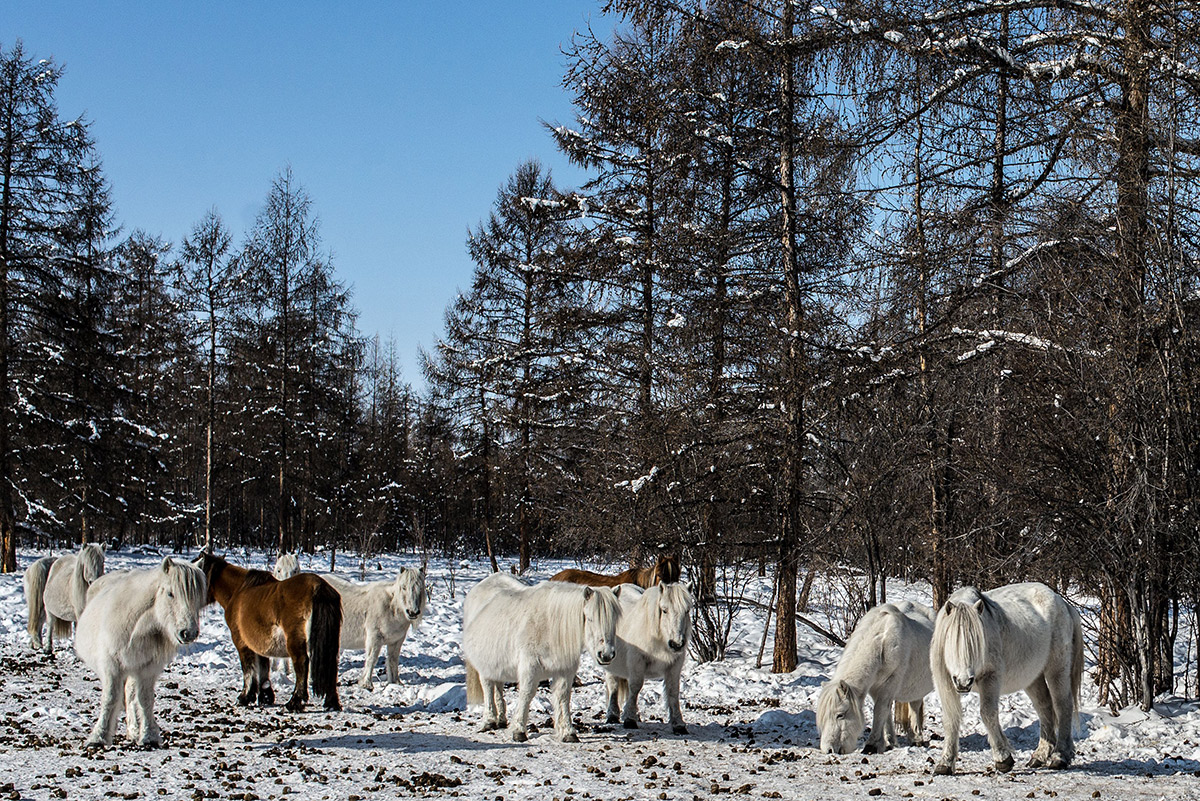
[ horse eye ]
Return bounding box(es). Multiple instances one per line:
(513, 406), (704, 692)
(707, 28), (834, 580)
(167, 591), (175, 599)
(836, 713), (844, 720)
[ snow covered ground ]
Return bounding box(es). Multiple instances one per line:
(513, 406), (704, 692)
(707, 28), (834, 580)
(2, 548), (1199, 801)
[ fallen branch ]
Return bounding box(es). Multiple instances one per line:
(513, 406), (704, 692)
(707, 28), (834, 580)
(716, 595), (846, 648)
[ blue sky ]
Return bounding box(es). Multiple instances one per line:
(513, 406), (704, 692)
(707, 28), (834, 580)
(6, 1), (601, 385)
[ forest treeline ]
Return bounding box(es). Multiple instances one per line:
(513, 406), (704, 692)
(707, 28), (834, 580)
(5, 0), (1200, 712)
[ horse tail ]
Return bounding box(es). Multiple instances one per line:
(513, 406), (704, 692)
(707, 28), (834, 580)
(24, 558), (52, 645)
(1070, 604), (1084, 736)
(465, 660), (483, 706)
(308, 580), (343, 700)
(51, 615), (73, 641)
(894, 701), (911, 736)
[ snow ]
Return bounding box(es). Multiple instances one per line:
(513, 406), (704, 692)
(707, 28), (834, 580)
(2, 549), (1199, 800)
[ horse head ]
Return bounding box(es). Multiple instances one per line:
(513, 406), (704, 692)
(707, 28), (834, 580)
(581, 586), (620, 667)
(79, 543), (105, 583)
(154, 558), (207, 646)
(193, 552), (225, 605)
(816, 679), (866, 754)
(394, 567), (428, 624)
(654, 553), (681, 585)
(940, 588), (990, 694)
(653, 582), (693, 654)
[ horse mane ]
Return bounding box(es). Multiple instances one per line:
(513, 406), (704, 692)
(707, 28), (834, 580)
(392, 567), (429, 623)
(164, 559), (208, 611)
(539, 581), (619, 655)
(934, 591), (989, 673)
(654, 554), (681, 585)
(240, 568), (277, 589)
(79, 543), (105, 582)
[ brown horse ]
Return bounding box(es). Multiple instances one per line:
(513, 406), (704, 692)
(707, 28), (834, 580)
(197, 553), (342, 712)
(550, 553), (681, 589)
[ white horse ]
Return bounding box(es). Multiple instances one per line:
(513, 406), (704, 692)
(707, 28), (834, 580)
(40, 543), (105, 654)
(931, 582), (1083, 775)
(23, 555), (57, 650)
(322, 567), (428, 689)
(463, 573), (620, 742)
(74, 557), (207, 748)
(816, 600), (935, 754)
(603, 582), (693, 734)
(270, 553), (301, 676)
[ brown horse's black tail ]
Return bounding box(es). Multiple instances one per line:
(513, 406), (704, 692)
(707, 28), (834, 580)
(309, 580), (342, 707)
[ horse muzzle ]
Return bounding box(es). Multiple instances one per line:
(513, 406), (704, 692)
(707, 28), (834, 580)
(668, 639), (685, 653)
(954, 679), (974, 694)
(406, 609), (421, 620)
(597, 651), (615, 666)
(178, 628), (199, 645)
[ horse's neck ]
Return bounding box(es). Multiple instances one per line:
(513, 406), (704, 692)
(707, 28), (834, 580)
(211, 562), (247, 606)
(71, 558), (91, 610)
(835, 633), (885, 690)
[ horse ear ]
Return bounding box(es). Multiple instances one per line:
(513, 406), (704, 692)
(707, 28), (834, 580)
(583, 586), (594, 601)
(161, 557), (172, 574)
(613, 585), (622, 599)
(835, 680), (849, 700)
(973, 598), (986, 615)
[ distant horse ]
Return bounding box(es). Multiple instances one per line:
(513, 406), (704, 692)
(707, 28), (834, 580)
(603, 582), (693, 734)
(931, 582), (1083, 775)
(322, 567), (428, 689)
(271, 553), (301, 676)
(23, 556), (57, 650)
(551, 553), (680, 589)
(817, 600), (935, 754)
(74, 557), (206, 748)
(39, 543), (105, 654)
(197, 552), (342, 712)
(463, 573), (620, 742)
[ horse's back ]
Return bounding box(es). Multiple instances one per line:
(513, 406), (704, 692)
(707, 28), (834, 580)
(551, 567), (622, 587)
(973, 583), (1074, 693)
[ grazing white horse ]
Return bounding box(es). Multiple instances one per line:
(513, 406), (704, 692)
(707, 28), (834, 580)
(817, 600), (935, 754)
(40, 543), (105, 653)
(463, 573), (620, 742)
(322, 567), (428, 689)
(23, 556), (57, 650)
(270, 553), (301, 676)
(931, 582), (1083, 775)
(74, 558), (206, 748)
(603, 582), (693, 734)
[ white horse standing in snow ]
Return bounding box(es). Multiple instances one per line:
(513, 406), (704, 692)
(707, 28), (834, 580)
(931, 582), (1083, 775)
(322, 567), (428, 689)
(23, 555), (57, 650)
(603, 582), (693, 734)
(816, 600), (935, 754)
(270, 553), (301, 676)
(38, 543), (105, 654)
(74, 557), (206, 748)
(463, 573), (620, 742)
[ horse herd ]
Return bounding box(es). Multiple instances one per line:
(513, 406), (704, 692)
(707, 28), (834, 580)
(19, 546), (1085, 776)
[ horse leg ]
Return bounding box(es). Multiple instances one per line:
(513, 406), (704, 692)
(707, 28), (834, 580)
(910, 699), (928, 746)
(286, 634), (310, 712)
(551, 675), (579, 742)
(664, 660), (687, 735)
(256, 655), (275, 706)
(480, 679), (500, 731)
(87, 669), (125, 748)
(622, 673), (645, 729)
(604, 673), (621, 724)
(131, 671), (162, 748)
(1046, 665), (1076, 769)
(1024, 677), (1056, 767)
(864, 692), (891, 754)
(359, 632), (383, 689)
(124, 676), (142, 744)
(977, 680), (1015, 772)
(385, 630), (406, 684)
(236, 646), (260, 706)
(493, 682), (508, 729)
(510, 666), (536, 742)
(933, 684), (962, 775)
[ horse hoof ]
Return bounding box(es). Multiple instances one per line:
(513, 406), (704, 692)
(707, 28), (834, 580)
(481, 722), (498, 732)
(258, 690), (275, 706)
(933, 764), (953, 776)
(562, 732), (580, 743)
(672, 725), (688, 736)
(623, 719), (638, 729)
(1027, 755), (1045, 768)
(325, 698), (342, 712)
(1048, 754), (1071, 770)
(606, 714), (620, 724)
(995, 756), (1015, 773)
(285, 698), (304, 712)
(237, 694), (253, 707)
(512, 730), (528, 743)
(863, 743), (879, 755)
